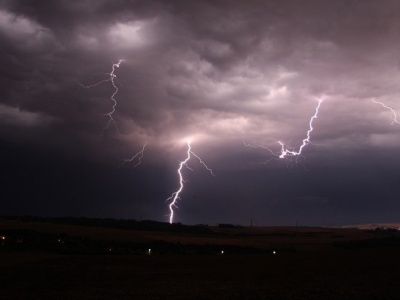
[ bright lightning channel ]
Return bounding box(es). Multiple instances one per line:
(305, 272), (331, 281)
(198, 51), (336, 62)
(80, 60), (124, 132)
(166, 140), (215, 224)
(278, 98), (323, 158)
(121, 143), (147, 167)
(245, 98), (323, 161)
(372, 100), (400, 125)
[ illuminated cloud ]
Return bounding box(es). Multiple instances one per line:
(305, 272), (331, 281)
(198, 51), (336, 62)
(0, 9), (55, 50)
(108, 21), (149, 49)
(0, 104), (55, 127)
(1, 0), (400, 225)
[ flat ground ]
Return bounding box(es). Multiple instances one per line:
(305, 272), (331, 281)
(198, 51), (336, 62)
(0, 220), (399, 299)
(1, 250), (400, 300)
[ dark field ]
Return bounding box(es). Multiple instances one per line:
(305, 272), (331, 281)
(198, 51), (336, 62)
(1, 219), (400, 299)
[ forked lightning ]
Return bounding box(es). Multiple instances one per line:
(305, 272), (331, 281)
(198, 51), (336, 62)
(81, 60), (123, 132)
(245, 98), (324, 161)
(167, 140), (214, 224)
(372, 100), (400, 125)
(81, 60), (147, 165)
(278, 99), (323, 158)
(121, 143), (147, 167)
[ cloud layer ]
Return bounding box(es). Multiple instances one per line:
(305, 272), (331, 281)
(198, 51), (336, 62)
(1, 0), (400, 225)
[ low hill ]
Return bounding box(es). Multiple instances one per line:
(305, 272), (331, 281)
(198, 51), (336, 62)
(1, 217), (399, 254)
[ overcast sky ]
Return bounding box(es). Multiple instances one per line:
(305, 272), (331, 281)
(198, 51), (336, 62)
(1, 0), (400, 226)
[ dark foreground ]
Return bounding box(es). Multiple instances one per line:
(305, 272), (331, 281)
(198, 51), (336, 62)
(1, 249), (399, 300)
(1, 219), (400, 299)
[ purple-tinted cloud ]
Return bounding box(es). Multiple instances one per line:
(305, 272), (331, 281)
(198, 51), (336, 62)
(1, 0), (400, 225)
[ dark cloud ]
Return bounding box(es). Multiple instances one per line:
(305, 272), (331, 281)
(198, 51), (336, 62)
(1, 0), (400, 225)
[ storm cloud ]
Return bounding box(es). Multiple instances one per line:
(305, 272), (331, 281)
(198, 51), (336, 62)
(1, 0), (400, 225)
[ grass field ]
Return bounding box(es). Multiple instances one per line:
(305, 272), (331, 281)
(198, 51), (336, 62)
(1, 219), (400, 299)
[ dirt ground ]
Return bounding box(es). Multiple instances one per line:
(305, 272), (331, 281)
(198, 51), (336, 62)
(1, 249), (399, 300)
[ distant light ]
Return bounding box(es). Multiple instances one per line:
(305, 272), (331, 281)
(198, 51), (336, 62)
(148, 248), (152, 255)
(1, 236), (5, 240)
(273, 251), (276, 255)
(221, 250), (224, 255)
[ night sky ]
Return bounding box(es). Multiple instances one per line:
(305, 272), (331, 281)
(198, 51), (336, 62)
(1, 0), (400, 226)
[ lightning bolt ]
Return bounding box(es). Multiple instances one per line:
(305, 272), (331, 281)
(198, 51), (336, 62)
(80, 59), (124, 132)
(278, 98), (323, 158)
(245, 98), (324, 162)
(166, 140), (215, 224)
(372, 100), (400, 125)
(242, 141), (277, 164)
(121, 143), (147, 167)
